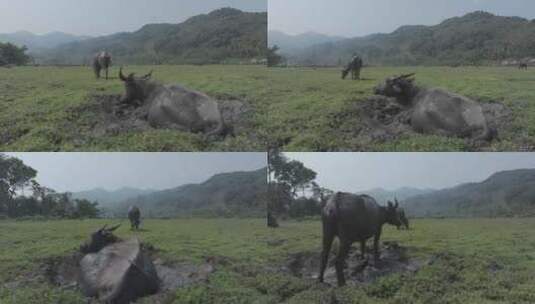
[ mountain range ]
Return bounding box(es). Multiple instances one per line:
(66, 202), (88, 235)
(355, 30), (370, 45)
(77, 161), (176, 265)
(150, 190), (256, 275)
(31, 8), (266, 65)
(73, 168), (267, 218)
(0, 31), (90, 52)
(280, 11), (535, 66)
(268, 30), (344, 54)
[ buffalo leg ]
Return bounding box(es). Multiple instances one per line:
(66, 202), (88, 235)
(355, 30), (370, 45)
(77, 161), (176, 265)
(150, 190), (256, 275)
(319, 228), (334, 283)
(360, 240), (366, 260)
(373, 231), (382, 263)
(105, 68), (108, 80)
(335, 240), (350, 287)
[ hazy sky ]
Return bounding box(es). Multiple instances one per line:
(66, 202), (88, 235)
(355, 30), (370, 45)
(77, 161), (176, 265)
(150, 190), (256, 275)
(0, 0), (267, 36)
(5, 153), (266, 192)
(269, 0), (535, 37)
(285, 153), (535, 192)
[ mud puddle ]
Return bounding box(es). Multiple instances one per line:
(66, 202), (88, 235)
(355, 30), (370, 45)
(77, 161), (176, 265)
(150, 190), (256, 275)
(282, 241), (422, 286)
(331, 96), (513, 150)
(67, 93), (253, 139)
(14, 243), (218, 303)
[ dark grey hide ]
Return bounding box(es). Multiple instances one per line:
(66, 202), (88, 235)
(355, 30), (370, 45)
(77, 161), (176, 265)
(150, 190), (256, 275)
(128, 206), (141, 230)
(79, 225), (159, 304)
(319, 192), (401, 286)
(93, 51), (112, 80)
(119, 68), (225, 135)
(374, 74), (494, 141)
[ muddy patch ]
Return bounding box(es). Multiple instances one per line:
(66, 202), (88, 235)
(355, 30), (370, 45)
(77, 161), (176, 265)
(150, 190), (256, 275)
(23, 244), (217, 303)
(67, 93), (253, 139)
(332, 96), (513, 150)
(282, 241), (422, 286)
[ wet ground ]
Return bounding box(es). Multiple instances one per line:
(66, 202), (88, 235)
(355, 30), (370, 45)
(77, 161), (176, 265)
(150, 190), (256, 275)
(282, 241), (422, 287)
(21, 243), (218, 303)
(332, 95), (513, 150)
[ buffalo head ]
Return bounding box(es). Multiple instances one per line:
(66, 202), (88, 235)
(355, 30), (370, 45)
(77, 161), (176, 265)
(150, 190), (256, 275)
(384, 199), (402, 226)
(119, 67), (154, 104)
(374, 73), (416, 105)
(80, 224), (121, 254)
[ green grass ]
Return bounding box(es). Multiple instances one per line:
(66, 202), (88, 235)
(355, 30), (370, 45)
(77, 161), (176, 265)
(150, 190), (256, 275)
(263, 218), (535, 303)
(0, 65), (270, 151)
(1, 218), (534, 303)
(0, 218), (280, 304)
(266, 66), (535, 151)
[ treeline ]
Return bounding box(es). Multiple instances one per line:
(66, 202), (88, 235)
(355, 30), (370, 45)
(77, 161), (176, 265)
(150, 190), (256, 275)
(0, 42), (30, 66)
(268, 150), (332, 219)
(0, 154), (100, 219)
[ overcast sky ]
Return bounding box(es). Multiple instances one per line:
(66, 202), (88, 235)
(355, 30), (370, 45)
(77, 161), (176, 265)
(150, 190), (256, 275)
(285, 153), (535, 192)
(0, 0), (266, 36)
(5, 153), (266, 193)
(269, 0), (535, 37)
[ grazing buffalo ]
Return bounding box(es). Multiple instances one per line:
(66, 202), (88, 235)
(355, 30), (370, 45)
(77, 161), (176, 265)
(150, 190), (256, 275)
(93, 51), (112, 80)
(79, 224), (158, 303)
(396, 207), (409, 230)
(128, 206), (141, 230)
(342, 55), (363, 80)
(374, 73), (494, 141)
(519, 63), (528, 70)
(319, 192), (402, 286)
(119, 68), (226, 135)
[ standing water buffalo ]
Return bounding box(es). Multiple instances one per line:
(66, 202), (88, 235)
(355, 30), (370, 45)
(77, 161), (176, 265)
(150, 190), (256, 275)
(519, 63), (528, 70)
(319, 192), (402, 286)
(374, 73), (495, 141)
(128, 206), (141, 230)
(93, 51), (112, 80)
(79, 224), (158, 303)
(119, 68), (226, 135)
(342, 55), (363, 80)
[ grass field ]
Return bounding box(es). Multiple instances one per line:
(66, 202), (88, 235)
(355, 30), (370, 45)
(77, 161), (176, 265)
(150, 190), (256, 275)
(0, 65), (270, 151)
(266, 66), (535, 151)
(1, 218), (534, 303)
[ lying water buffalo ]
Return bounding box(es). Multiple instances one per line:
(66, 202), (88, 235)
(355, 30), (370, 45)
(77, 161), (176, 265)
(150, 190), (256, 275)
(119, 68), (226, 135)
(319, 192), (402, 286)
(374, 74), (495, 141)
(79, 224), (158, 303)
(128, 206), (141, 230)
(93, 51), (112, 80)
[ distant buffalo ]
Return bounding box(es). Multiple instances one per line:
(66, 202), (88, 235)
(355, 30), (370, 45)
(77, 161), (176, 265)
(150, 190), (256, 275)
(119, 68), (226, 135)
(93, 51), (112, 79)
(342, 56), (363, 80)
(374, 73), (495, 141)
(519, 63), (528, 70)
(128, 206), (141, 230)
(319, 192), (401, 286)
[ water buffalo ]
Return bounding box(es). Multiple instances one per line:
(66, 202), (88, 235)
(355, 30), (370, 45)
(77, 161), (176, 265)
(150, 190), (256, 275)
(519, 63), (528, 70)
(319, 192), (402, 286)
(342, 55), (363, 80)
(79, 225), (158, 303)
(396, 207), (409, 230)
(267, 211), (279, 228)
(119, 68), (226, 135)
(374, 73), (494, 141)
(93, 51), (112, 80)
(128, 206), (141, 230)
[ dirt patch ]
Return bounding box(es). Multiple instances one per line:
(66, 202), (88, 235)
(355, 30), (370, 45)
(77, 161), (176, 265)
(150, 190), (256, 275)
(67, 93), (253, 139)
(332, 96), (513, 150)
(282, 241), (422, 286)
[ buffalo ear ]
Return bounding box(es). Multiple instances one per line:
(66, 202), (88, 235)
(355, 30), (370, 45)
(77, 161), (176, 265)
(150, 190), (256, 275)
(107, 224), (121, 232)
(119, 67), (127, 82)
